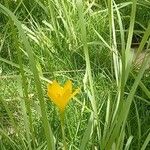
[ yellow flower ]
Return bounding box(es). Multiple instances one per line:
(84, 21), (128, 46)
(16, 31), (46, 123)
(47, 80), (79, 112)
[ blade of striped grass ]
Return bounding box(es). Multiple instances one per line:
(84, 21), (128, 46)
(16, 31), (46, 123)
(107, 0), (125, 127)
(114, 1), (125, 103)
(112, 4), (126, 121)
(118, 131), (125, 150)
(135, 24), (150, 59)
(102, 93), (111, 143)
(47, 0), (61, 49)
(76, 0), (100, 144)
(124, 136), (133, 150)
(76, 0), (98, 122)
(141, 132), (150, 150)
(108, 0), (119, 86)
(60, 0), (76, 41)
(0, 4), (55, 150)
(17, 76), (32, 150)
(134, 100), (141, 149)
(113, 0), (126, 110)
(124, 0), (137, 83)
(77, 1), (102, 147)
(93, 29), (112, 51)
(79, 113), (94, 150)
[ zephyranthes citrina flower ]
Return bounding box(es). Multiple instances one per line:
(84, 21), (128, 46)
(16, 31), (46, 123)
(47, 80), (79, 112)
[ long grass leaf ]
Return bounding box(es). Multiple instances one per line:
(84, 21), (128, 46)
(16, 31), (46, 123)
(125, 0), (137, 82)
(76, 0), (98, 120)
(124, 136), (133, 150)
(79, 113), (94, 150)
(141, 132), (150, 150)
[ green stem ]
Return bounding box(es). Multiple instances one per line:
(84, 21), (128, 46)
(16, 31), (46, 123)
(60, 111), (67, 150)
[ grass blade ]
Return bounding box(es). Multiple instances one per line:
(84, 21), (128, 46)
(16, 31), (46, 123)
(141, 132), (150, 150)
(124, 136), (133, 150)
(79, 113), (94, 150)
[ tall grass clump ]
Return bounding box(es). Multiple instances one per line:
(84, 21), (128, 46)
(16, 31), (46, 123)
(0, 0), (150, 150)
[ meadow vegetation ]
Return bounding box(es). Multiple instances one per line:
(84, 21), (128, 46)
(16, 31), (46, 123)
(0, 0), (150, 150)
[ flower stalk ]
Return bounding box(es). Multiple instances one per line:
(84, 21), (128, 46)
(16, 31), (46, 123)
(60, 111), (67, 150)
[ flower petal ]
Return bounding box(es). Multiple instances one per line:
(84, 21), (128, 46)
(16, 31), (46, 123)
(62, 87), (80, 106)
(47, 80), (63, 106)
(64, 80), (72, 94)
(48, 80), (63, 94)
(61, 80), (73, 102)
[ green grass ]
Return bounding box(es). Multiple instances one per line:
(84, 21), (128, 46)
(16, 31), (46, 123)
(0, 0), (150, 150)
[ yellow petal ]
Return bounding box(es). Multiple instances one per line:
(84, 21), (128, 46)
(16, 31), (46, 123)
(47, 80), (63, 107)
(64, 80), (72, 95)
(62, 80), (73, 103)
(62, 87), (80, 107)
(48, 80), (63, 95)
(61, 90), (71, 106)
